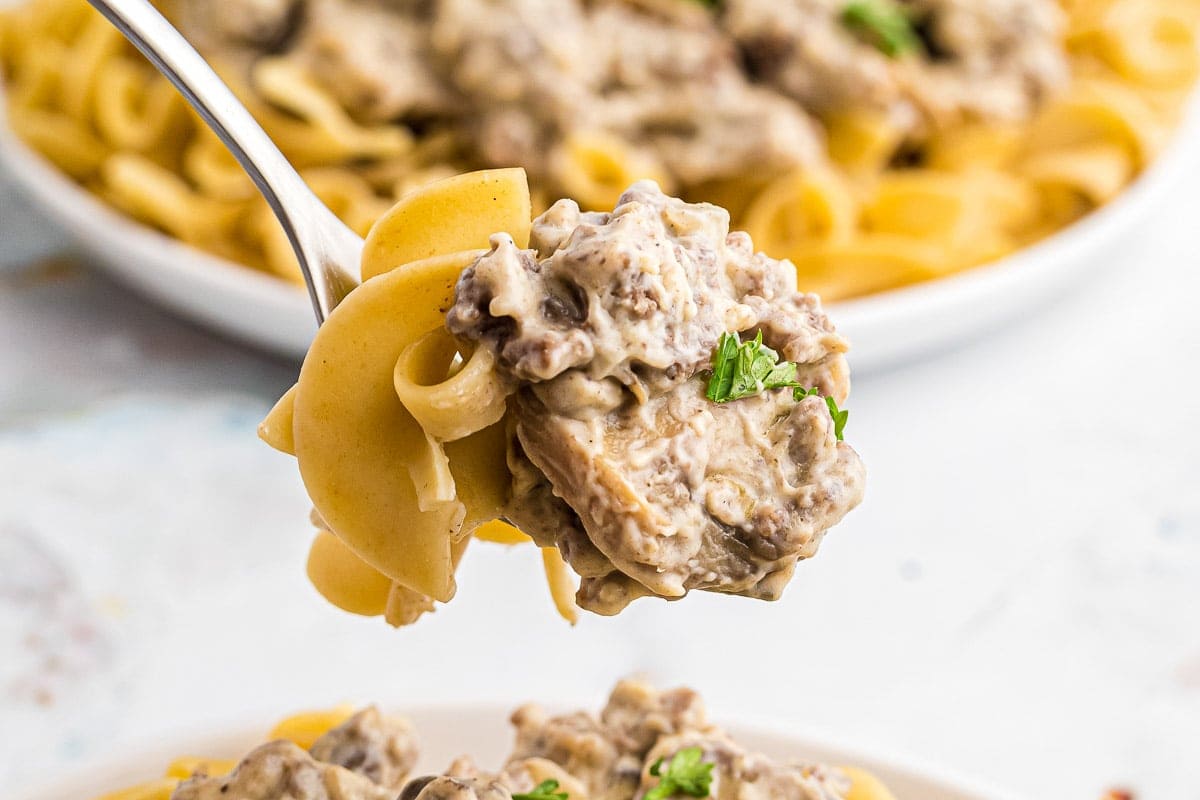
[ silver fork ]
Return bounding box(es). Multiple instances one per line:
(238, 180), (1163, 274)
(86, 0), (361, 322)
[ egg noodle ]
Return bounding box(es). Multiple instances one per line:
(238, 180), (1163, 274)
(1, 0), (1197, 301)
(256, 168), (585, 625)
(93, 706), (897, 800)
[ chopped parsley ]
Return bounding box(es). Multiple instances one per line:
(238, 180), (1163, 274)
(644, 747), (715, 800)
(705, 331), (800, 403)
(841, 0), (922, 58)
(823, 394), (850, 441)
(705, 332), (849, 441)
(512, 780), (569, 800)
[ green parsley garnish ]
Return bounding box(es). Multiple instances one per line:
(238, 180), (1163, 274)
(794, 386), (847, 440)
(823, 394), (849, 441)
(512, 780), (568, 800)
(841, 0), (922, 58)
(705, 332), (849, 440)
(706, 331), (799, 403)
(644, 747), (715, 800)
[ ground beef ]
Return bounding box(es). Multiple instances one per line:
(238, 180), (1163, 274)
(171, 741), (393, 800)
(310, 707), (418, 790)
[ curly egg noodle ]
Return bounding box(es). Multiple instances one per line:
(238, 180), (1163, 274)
(1, 0), (1198, 301)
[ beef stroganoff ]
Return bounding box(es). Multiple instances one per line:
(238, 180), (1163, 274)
(96, 680), (897, 800)
(449, 182), (864, 616)
(1, 0), (1196, 300)
(259, 171), (864, 625)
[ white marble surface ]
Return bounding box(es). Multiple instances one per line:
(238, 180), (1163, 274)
(1, 174), (1199, 800)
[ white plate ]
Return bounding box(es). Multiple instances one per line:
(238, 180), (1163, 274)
(10, 705), (1020, 800)
(3, 80), (1198, 370)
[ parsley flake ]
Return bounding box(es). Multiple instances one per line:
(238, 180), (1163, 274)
(644, 747), (715, 800)
(822, 395), (849, 442)
(705, 332), (849, 440)
(706, 331), (798, 403)
(512, 780), (568, 800)
(841, 0), (922, 58)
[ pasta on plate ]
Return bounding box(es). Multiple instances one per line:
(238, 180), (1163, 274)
(0, 0), (1197, 302)
(93, 679), (900, 800)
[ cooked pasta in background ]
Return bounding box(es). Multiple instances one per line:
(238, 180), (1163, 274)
(262, 170), (865, 626)
(94, 679), (900, 800)
(0, 0), (1196, 301)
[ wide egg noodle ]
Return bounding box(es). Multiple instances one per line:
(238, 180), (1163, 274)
(9, 0), (1200, 624)
(473, 519), (532, 544)
(305, 529), (393, 618)
(841, 766), (899, 800)
(258, 383), (297, 455)
(268, 706), (356, 749)
(1071, 0), (1200, 87)
(93, 779), (178, 800)
(541, 547), (580, 626)
(822, 109), (908, 173)
(393, 325), (511, 442)
(164, 759), (235, 780)
(360, 167), (532, 280)
(742, 168), (857, 258)
(252, 168), (394, 282)
(861, 170), (1034, 265)
(552, 129), (673, 212)
(1024, 78), (1164, 167)
(5, 105), (107, 179)
(291, 171), (532, 603)
(291, 254), (472, 602)
(93, 57), (185, 152)
(1021, 141), (1134, 207)
(57, 10), (122, 120)
(925, 122), (1025, 170)
(100, 153), (245, 253)
(249, 57), (412, 162)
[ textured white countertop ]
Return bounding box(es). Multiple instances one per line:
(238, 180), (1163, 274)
(1, 175), (1198, 800)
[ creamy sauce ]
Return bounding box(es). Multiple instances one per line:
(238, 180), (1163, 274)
(175, 709), (416, 800)
(448, 182), (865, 615)
(173, 741), (394, 800)
(309, 707), (419, 790)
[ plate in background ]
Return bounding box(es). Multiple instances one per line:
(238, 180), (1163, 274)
(3, 80), (1199, 370)
(11, 706), (1020, 800)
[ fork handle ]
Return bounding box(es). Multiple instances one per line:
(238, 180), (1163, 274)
(86, 0), (361, 322)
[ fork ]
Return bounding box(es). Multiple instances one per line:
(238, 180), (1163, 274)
(85, 0), (361, 322)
